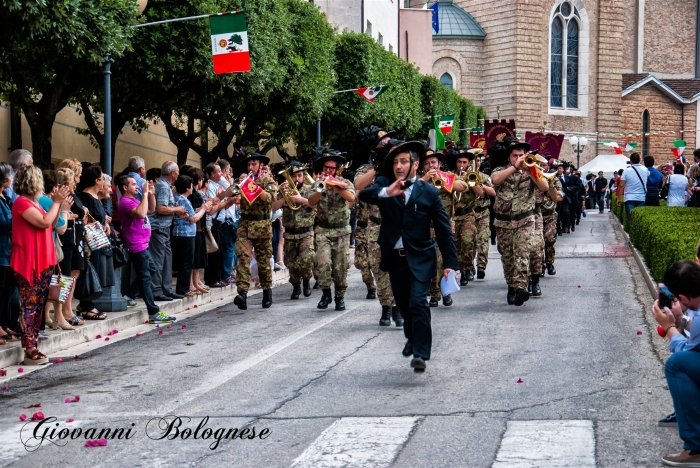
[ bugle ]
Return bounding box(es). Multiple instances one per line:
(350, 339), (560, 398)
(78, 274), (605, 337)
(277, 167), (303, 210)
(465, 159), (481, 187)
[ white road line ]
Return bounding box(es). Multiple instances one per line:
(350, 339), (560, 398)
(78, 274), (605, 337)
(290, 417), (420, 468)
(492, 420), (596, 468)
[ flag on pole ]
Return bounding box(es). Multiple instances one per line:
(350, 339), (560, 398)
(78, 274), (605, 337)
(672, 140), (687, 158)
(209, 12), (251, 74)
(355, 86), (389, 102)
(429, 2), (439, 34)
(438, 115), (455, 134)
(432, 116), (445, 150)
(602, 142), (623, 154)
(625, 142), (637, 152)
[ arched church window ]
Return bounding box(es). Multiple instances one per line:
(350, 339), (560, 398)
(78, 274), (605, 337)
(550, 1), (580, 109)
(440, 73), (453, 89)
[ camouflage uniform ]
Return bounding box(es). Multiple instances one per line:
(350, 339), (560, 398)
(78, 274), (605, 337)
(314, 178), (356, 298)
(280, 184), (315, 287)
(529, 188), (546, 276)
(452, 177), (479, 276)
(474, 172), (494, 271)
(236, 173), (278, 293)
(492, 166), (538, 290)
(353, 165), (376, 290)
(354, 165), (395, 307)
(543, 177), (562, 266)
(429, 180), (466, 298)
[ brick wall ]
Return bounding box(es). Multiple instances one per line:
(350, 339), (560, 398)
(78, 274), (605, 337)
(644, 0), (697, 76)
(432, 39), (485, 105)
(597, 0), (624, 134)
(622, 0), (637, 73)
(621, 84), (697, 160)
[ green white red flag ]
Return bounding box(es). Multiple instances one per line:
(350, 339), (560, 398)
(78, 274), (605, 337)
(624, 142), (637, 152)
(602, 141), (622, 154)
(672, 140), (686, 158)
(355, 86), (389, 102)
(209, 12), (251, 74)
(438, 115), (455, 134)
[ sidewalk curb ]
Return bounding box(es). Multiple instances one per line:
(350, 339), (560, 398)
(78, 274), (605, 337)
(612, 216), (658, 300)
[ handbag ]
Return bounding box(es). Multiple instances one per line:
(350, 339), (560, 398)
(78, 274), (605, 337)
(83, 213), (110, 252)
(203, 227), (219, 253)
(49, 265), (74, 303)
(74, 259), (103, 301)
(53, 231), (64, 263)
(110, 235), (128, 269)
(660, 178), (669, 200)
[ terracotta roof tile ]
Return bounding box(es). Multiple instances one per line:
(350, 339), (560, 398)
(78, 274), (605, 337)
(622, 73), (649, 90)
(663, 79), (700, 99)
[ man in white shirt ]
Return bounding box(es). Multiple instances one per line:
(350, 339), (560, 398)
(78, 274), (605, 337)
(617, 152), (649, 219)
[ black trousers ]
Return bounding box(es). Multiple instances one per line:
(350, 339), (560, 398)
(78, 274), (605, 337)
(172, 236), (194, 294)
(387, 252), (432, 360)
(0, 265), (19, 331)
(557, 200), (571, 231)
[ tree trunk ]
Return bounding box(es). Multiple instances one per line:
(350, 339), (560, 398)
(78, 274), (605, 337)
(24, 113), (56, 169)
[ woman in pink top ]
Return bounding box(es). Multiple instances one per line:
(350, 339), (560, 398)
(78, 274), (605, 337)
(10, 166), (71, 364)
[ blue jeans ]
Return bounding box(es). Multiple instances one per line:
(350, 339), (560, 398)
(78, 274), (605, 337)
(624, 200), (645, 219)
(128, 249), (159, 315)
(596, 193), (605, 211)
(666, 351), (700, 450)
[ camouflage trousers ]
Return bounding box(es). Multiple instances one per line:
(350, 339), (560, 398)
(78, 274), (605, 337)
(454, 214), (478, 275)
(314, 230), (350, 298)
(236, 236), (273, 293)
(429, 247), (444, 299)
(543, 212), (558, 265)
(474, 213), (491, 270)
(496, 220), (535, 290)
(366, 226), (394, 306)
(353, 226), (375, 288)
(528, 213), (545, 275)
(284, 235), (315, 286)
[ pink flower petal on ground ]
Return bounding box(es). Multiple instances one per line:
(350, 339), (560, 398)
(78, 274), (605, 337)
(17, 368), (23, 373)
(637, 331), (643, 335)
(144, 320), (149, 324)
(0, 369), (6, 376)
(181, 325), (187, 329)
(166, 325), (172, 329)
(95, 334), (101, 339)
(19, 414), (26, 421)
(577, 285), (581, 288)
(220, 298), (224, 300)
(2, 386), (8, 391)
(31, 412), (44, 421)
(85, 440), (96, 447)
(516, 378), (524, 383)
(74, 355), (80, 360)
(54, 358), (63, 363)
(158, 331), (163, 335)
(97, 438), (108, 446)
(104, 337), (110, 341)
(65, 398), (72, 403)
(73, 395), (80, 402)
(186, 308), (190, 311)
(111, 330), (118, 334)
(155, 325), (159, 328)
(135, 333), (141, 337)
(193, 305), (198, 308)
(66, 418), (74, 423)
(215, 311), (221, 315)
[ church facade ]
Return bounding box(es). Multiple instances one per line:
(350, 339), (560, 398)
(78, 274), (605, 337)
(433, 0), (700, 165)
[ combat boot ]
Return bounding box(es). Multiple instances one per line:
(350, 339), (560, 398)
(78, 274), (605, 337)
(366, 287), (377, 299)
(379, 306), (391, 326)
(291, 284), (301, 300)
(460, 272), (469, 286)
(233, 291), (247, 310)
(540, 265), (546, 278)
(513, 288), (530, 306)
(527, 277), (533, 295)
(334, 297), (346, 311)
(530, 274), (542, 297)
(429, 297), (440, 307)
(391, 306), (404, 327)
(477, 268), (486, 279)
(507, 287), (516, 305)
(466, 269), (475, 281)
(303, 279), (312, 297)
(317, 289), (333, 309)
(546, 263), (557, 276)
(442, 294), (453, 307)
(262, 289), (272, 308)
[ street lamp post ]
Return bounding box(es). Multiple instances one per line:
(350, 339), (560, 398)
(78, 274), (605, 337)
(569, 135), (588, 169)
(102, 54), (114, 177)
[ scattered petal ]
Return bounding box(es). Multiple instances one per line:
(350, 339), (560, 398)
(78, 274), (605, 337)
(30, 412), (45, 421)
(220, 298), (224, 300)
(104, 337), (110, 341)
(181, 325), (187, 329)
(637, 331), (643, 335)
(17, 368), (23, 373)
(215, 311), (221, 315)
(186, 308), (190, 311)
(66, 418), (75, 423)
(0, 369), (6, 376)
(2, 386), (8, 391)
(577, 285), (581, 288)
(95, 334), (101, 339)
(158, 331), (163, 335)
(74, 355), (80, 360)
(111, 330), (118, 335)
(135, 333), (141, 337)
(155, 325), (159, 328)
(54, 358), (63, 363)
(516, 378), (524, 383)
(19, 414), (26, 421)
(144, 320), (149, 324)
(65, 398), (72, 403)
(73, 395), (80, 402)
(193, 305), (198, 308)
(166, 325), (172, 329)
(97, 438), (108, 446)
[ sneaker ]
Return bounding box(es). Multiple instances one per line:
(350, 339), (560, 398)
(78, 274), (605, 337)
(659, 412), (677, 427)
(123, 297), (137, 308)
(148, 311), (176, 324)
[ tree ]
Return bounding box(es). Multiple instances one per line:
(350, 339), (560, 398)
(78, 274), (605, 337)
(0, 0), (137, 167)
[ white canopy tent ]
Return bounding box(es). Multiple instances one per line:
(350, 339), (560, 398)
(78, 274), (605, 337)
(578, 154), (629, 177)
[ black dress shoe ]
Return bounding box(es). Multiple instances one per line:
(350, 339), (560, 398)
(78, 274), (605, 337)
(491, 238), (496, 245)
(366, 288), (377, 300)
(233, 291), (247, 310)
(546, 264), (556, 275)
(402, 341), (413, 357)
(262, 289), (272, 308)
(442, 294), (453, 306)
(334, 297), (345, 311)
(513, 288), (530, 306)
(530, 275), (542, 297)
(460, 275), (469, 286)
(477, 269), (485, 279)
(507, 287), (516, 305)
(411, 357), (426, 372)
(466, 269), (475, 281)
(154, 295), (173, 302)
(571, 224), (576, 232)
(391, 306), (404, 327)
(291, 285), (301, 300)
(166, 292), (185, 300)
(303, 279), (312, 297)
(379, 306), (391, 326)
(317, 289), (332, 309)
(429, 297), (439, 307)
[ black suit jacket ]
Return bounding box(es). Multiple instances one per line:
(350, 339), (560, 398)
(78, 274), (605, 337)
(359, 177), (459, 283)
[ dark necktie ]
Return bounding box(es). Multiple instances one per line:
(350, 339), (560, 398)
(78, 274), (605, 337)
(400, 193), (406, 203)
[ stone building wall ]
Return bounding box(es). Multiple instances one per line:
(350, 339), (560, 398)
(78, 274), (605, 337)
(622, 0), (638, 73)
(432, 39), (484, 106)
(644, 0), (697, 77)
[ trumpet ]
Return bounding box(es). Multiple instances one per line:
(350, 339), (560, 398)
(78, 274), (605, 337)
(465, 159), (481, 187)
(229, 171), (254, 196)
(310, 175), (327, 192)
(337, 162), (351, 178)
(525, 152), (548, 167)
(277, 167), (303, 211)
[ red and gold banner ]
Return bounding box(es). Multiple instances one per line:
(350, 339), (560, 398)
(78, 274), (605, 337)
(484, 119), (516, 149)
(524, 132), (565, 160)
(470, 131), (485, 150)
(240, 179), (264, 204)
(434, 170), (456, 193)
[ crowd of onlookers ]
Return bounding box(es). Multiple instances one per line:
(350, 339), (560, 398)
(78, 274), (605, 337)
(0, 150), (291, 365)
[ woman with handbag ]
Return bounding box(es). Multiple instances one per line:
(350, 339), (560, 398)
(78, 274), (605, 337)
(186, 168), (214, 293)
(11, 166), (71, 364)
(77, 164), (110, 319)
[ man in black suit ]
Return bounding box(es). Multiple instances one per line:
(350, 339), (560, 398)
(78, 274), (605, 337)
(555, 163), (572, 234)
(360, 141), (459, 372)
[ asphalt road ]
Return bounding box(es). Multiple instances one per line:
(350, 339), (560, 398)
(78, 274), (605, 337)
(0, 212), (682, 467)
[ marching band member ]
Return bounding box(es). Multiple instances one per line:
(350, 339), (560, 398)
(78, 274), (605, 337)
(473, 154), (495, 279)
(541, 160), (563, 277)
(308, 148), (356, 311)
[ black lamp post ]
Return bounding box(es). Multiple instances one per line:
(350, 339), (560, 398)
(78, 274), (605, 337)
(569, 135), (588, 169)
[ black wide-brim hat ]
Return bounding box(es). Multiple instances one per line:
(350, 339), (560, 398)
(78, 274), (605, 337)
(382, 141), (426, 176)
(316, 149), (346, 168)
(286, 160), (306, 175)
(241, 152), (270, 166)
(505, 140), (531, 153)
(419, 147), (444, 166)
(372, 129), (397, 149)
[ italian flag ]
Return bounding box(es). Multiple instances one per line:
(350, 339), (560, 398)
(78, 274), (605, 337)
(672, 140), (686, 158)
(355, 86), (389, 102)
(602, 141), (623, 154)
(625, 142), (637, 152)
(438, 115), (455, 134)
(209, 12), (251, 74)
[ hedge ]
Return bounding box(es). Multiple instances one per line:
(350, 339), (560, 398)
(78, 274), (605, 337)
(611, 193), (700, 281)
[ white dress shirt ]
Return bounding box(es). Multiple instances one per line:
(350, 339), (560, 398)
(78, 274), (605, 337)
(378, 177), (416, 249)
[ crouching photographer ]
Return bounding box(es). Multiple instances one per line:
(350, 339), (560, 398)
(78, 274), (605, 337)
(652, 260), (700, 466)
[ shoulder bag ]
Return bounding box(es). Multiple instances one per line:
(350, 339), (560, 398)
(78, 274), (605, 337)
(630, 165), (647, 194)
(74, 259), (103, 301)
(83, 213), (111, 252)
(203, 227), (219, 253)
(53, 231), (64, 263)
(49, 265), (75, 303)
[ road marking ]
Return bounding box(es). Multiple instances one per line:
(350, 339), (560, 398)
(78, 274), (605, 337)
(291, 417), (420, 468)
(492, 420), (595, 468)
